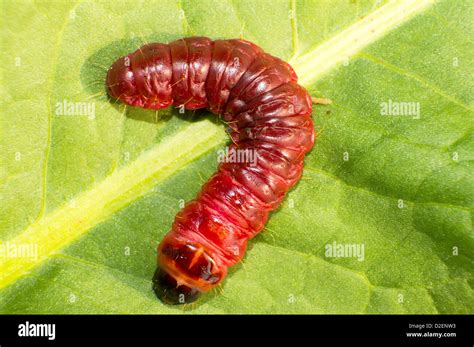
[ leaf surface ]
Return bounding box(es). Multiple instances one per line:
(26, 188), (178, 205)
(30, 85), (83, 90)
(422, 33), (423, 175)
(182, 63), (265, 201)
(1, 0), (472, 313)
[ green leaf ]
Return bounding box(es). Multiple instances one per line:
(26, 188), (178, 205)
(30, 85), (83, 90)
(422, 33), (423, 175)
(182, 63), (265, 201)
(1, 0), (472, 314)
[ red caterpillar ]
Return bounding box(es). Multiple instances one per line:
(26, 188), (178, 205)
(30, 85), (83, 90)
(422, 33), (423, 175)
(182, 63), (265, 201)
(106, 37), (314, 304)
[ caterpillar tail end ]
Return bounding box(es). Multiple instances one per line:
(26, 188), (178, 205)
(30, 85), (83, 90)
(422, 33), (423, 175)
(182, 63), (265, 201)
(152, 267), (201, 305)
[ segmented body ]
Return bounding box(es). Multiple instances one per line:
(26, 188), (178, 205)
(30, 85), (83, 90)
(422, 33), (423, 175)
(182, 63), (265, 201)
(106, 37), (314, 304)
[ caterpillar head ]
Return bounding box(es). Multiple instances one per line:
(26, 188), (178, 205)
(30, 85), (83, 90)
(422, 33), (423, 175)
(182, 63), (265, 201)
(153, 237), (226, 305)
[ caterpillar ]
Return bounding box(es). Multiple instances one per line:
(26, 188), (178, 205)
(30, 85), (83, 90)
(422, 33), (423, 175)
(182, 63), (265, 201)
(106, 37), (316, 304)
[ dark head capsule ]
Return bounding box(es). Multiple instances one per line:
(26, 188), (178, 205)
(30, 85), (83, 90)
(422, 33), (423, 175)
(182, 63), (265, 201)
(152, 267), (201, 305)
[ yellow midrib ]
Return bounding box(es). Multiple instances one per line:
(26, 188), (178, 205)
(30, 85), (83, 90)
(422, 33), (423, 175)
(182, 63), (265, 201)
(291, 0), (436, 86)
(0, 0), (436, 290)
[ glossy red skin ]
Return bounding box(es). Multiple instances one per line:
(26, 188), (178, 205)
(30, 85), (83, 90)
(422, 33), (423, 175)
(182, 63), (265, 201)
(107, 37), (314, 294)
